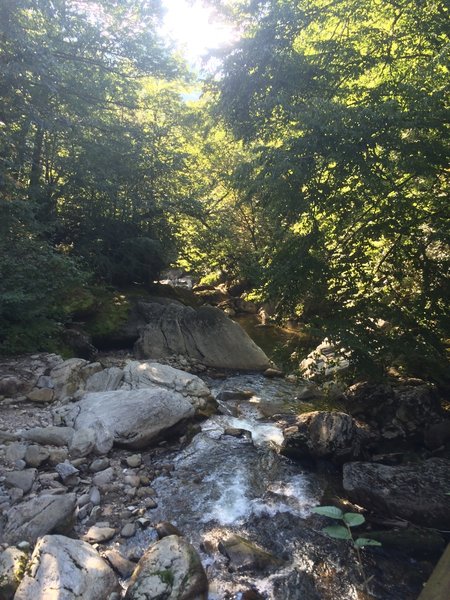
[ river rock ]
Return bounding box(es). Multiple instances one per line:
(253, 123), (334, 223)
(343, 380), (443, 440)
(3, 493), (77, 544)
(282, 411), (364, 462)
(0, 546), (28, 600)
(218, 534), (282, 572)
(13, 534), (119, 600)
(56, 388), (196, 449)
(55, 461), (80, 483)
(122, 361), (214, 413)
(125, 534), (208, 600)
(68, 422), (114, 458)
(21, 425), (75, 446)
(5, 442), (27, 465)
(50, 358), (102, 401)
(83, 525), (116, 543)
(85, 367), (124, 392)
(24, 444), (50, 467)
(134, 302), (271, 370)
(343, 458), (450, 528)
(4, 468), (37, 493)
(26, 387), (54, 403)
(126, 454), (142, 468)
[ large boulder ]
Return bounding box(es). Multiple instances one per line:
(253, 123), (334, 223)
(54, 388), (196, 449)
(343, 458), (450, 528)
(282, 411), (365, 462)
(14, 534), (119, 600)
(343, 380), (444, 441)
(125, 535), (208, 600)
(134, 302), (271, 370)
(122, 361), (214, 413)
(2, 494), (76, 545)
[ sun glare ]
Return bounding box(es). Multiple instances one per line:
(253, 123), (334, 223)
(161, 0), (237, 71)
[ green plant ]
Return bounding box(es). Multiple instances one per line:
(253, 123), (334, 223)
(312, 505), (381, 594)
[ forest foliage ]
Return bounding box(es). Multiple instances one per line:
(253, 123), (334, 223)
(0, 0), (448, 381)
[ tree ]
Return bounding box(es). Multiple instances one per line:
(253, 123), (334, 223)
(208, 0), (449, 378)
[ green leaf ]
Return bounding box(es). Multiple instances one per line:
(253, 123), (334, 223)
(312, 506), (344, 520)
(354, 538), (382, 548)
(323, 525), (352, 540)
(343, 513), (365, 527)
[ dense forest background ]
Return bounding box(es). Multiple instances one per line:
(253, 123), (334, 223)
(1, 0), (448, 383)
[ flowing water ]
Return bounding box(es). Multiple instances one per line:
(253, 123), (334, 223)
(125, 373), (423, 600)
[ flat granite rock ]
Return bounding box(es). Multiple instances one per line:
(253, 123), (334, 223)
(3, 493), (77, 545)
(14, 534), (119, 600)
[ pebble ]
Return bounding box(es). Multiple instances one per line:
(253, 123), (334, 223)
(103, 549), (136, 578)
(143, 497), (158, 509)
(124, 475), (140, 488)
(90, 458), (110, 472)
(17, 541), (30, 551)
(92, 467), (114, 486)
(83, 526), (116, 543)
(90, 487), (101, 506)
(120, 523), (136, 538)
(24, 444), (50, 467)
(126, 454), (142, 468)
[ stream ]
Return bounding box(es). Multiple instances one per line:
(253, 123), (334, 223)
(123, 373), (424, 600)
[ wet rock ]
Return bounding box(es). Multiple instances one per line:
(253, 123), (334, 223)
(83, 525), (116, 543)
(264, 368), (284, 378)
(134, 302), (271, 370)
(218, 534), (282, 572)
(0, 546), (28, 600)
(155, 521), (183, 539)
(343, 458), (450, 528)
(216, 389), (254, 402)
(21, 426), (74, 447)
(125, 534), (208, 600)
(24, 444), (49, 467)
(56, 388), (196, 449)
(3, 493), (77, 544)
(282, 411), (364, 462)
(4, 469), (37, 493)
(85, 367), (124, 392)
(14, 534), (119, 600)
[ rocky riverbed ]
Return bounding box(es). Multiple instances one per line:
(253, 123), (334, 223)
(0, 350), (448, 599)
